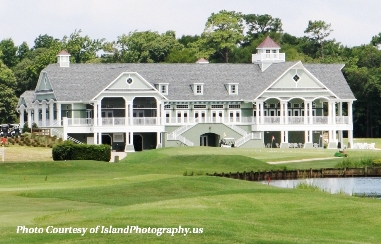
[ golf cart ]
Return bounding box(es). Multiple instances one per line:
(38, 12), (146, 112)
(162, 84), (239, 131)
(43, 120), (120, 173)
(220, 137), (235, 148)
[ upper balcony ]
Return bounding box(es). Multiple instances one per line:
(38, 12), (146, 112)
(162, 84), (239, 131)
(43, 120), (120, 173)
(252, 53), (285, 63)
(61, 115), (350, 127)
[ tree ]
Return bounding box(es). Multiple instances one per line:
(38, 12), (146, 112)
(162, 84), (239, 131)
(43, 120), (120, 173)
(61, 29), (107, 63)
(202, 10), (244, 62)
(0, 38), (18, 68)
(33, 34), (59, 49)
(0, 60), (18, 123)
(17, 42), (30, 61)
(116, 30), (182, 63)
(243, 14), (283, 44)
(304, 20), (333, 59)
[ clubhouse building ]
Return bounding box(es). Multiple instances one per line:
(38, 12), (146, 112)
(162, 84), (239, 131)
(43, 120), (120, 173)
(17, 37), (356, 151)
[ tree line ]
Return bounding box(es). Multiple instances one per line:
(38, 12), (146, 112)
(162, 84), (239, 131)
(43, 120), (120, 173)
(1, 10), (381, 137)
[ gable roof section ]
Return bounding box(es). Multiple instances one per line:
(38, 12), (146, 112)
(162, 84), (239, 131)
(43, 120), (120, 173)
(43, 64), (128, 101)
(304, 64), (356, 100)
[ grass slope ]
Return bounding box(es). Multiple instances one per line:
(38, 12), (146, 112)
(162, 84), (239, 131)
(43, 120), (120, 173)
(1, 147), (381, 243)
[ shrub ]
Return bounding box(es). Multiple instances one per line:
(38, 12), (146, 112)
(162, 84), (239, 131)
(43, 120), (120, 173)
(52, 141), (111, 162)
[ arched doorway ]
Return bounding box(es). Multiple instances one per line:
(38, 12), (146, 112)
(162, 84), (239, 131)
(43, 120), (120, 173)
(101, 134), (112, 145)
(200, 133), (220, 147)
(133, 134), (143, 151)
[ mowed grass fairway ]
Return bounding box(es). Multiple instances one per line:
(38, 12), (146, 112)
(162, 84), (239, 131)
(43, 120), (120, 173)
(1, 145), (381, 243)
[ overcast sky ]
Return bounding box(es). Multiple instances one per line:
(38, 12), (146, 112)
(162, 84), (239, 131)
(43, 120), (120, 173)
(1, 0), (380, 48)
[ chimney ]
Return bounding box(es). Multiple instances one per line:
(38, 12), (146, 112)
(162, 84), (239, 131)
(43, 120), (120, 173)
(57, 50), (71, 67)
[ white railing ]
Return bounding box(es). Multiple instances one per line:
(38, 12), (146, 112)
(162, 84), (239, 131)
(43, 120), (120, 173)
(288, 116), (305, 124)
(177, 135), (194, 146)
(235, 132), (255, 147)
(335, 116), (349, 124)
(167, 124), (196, 140)
(102, 118), (126, 125)
(226, 124), (247, 136)
(313, 116), (328, 124)
(133, 118), (156, 125)
(264, 116), (281, 124)
(69, 118), (93, 125)
(62, 115), (348, 127)
(252, 53), (285, 62)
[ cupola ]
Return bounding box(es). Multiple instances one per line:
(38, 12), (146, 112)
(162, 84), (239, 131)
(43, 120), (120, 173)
(252, 36), (285, 71)
(57, 50), (71, 67)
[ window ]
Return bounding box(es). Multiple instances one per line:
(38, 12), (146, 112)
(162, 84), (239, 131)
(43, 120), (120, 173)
(113, 133), (124, 142)
(158, 83), (168, 95)
(229, 104), (240, 109)
(196, 85), (202, 94)
(293, 74), (300, 82)
(194, 83), (204, 95)
(211, 104), (223, 109)
(228, 83), (238, 95)
(176, 105), (189, 109)
(194, 105), (206, 109)
(164, 104), (171, 109)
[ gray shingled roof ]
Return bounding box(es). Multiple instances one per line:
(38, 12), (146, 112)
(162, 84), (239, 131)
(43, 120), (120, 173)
(304, 64), (356, 100)
(18, 90), (35, 108)
(40, 62), (355, 102)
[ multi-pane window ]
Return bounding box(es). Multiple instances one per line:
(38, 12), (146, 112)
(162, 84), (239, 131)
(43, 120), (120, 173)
(196, 85), (202, 94)
(211, 104), (223, 109)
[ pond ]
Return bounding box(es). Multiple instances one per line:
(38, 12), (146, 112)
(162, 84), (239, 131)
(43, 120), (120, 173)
(263, 177), (381, 197)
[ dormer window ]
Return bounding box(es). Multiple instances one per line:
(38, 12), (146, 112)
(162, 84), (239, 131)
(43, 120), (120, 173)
(228, 83), (238, 95)
(158, 83), (169, 95)
(194, 83), (204, 95)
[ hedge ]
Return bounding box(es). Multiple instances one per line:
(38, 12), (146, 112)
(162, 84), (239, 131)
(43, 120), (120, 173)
(52, 141), (111, 162)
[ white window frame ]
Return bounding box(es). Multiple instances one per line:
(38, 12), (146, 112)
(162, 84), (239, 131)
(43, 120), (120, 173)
(158, 83), (168, 95)
(194, 83), (204, 95)
(228, 83), (239, 95)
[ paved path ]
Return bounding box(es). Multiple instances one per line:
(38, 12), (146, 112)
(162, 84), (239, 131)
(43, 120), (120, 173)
(267, 157), (339, 165)
(110, 152), (127, 162)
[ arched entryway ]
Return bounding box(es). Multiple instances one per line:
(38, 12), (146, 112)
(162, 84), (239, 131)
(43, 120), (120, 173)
(101, 134), (112, 145)
(200, 133), (220, 147)
(133, 134), (143, 151)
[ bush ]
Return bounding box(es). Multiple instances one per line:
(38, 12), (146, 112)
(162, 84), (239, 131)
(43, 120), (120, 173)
(52, 141), (111, 162)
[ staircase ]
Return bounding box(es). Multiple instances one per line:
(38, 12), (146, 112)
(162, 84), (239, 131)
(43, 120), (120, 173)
(225, 124), (252, 147)
(49, 120), (83, 144)
(167, 124), (195, 146)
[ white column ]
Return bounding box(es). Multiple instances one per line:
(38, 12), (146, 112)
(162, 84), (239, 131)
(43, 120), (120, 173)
(280, 102), (284, 124)
(285, 102), (289, 124)
(260, 102), (264, 124)
(285, 130), (289, 143)
(331, 102), (336, 124)
(49, 102), (54, 126)
(57, 103), (61, 126)
(93, 102), (98, 126)
(98, 100), (102, 126)
(94, 132), (98, 144)
(34, 106), (39, 126)
(125, 100), (129, 125)
(129, 103), (133, 125)
(42, 102), (47, 127)
(281, 130), (285, 143)
(305, 130), (309, 144)
(309, 102), (313, 124)
(27, 109), (32, 128)
(20, 106), (25, 126)
(99, 132), (102, 144)
(156, 100), (161, 125)
(255, 102), (259, 125)
(304, 101), (308, 124)
(348, 130), (354, 148)
(63, 117), (68, 140)
(157, 132), (161, 148)
(348, 101), (353, 124)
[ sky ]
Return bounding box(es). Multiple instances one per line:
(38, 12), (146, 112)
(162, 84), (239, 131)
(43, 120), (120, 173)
(1, 0), (380, 48)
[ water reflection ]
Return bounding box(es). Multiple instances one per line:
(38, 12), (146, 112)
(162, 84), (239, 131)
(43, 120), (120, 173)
(263, 177), (381, 196)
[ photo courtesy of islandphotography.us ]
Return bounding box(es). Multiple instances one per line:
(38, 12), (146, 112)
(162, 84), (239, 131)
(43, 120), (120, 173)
(16, 225), (204, 237)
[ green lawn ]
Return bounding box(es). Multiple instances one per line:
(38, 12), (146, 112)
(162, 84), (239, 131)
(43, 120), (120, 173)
(1, 146), (381, 243)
